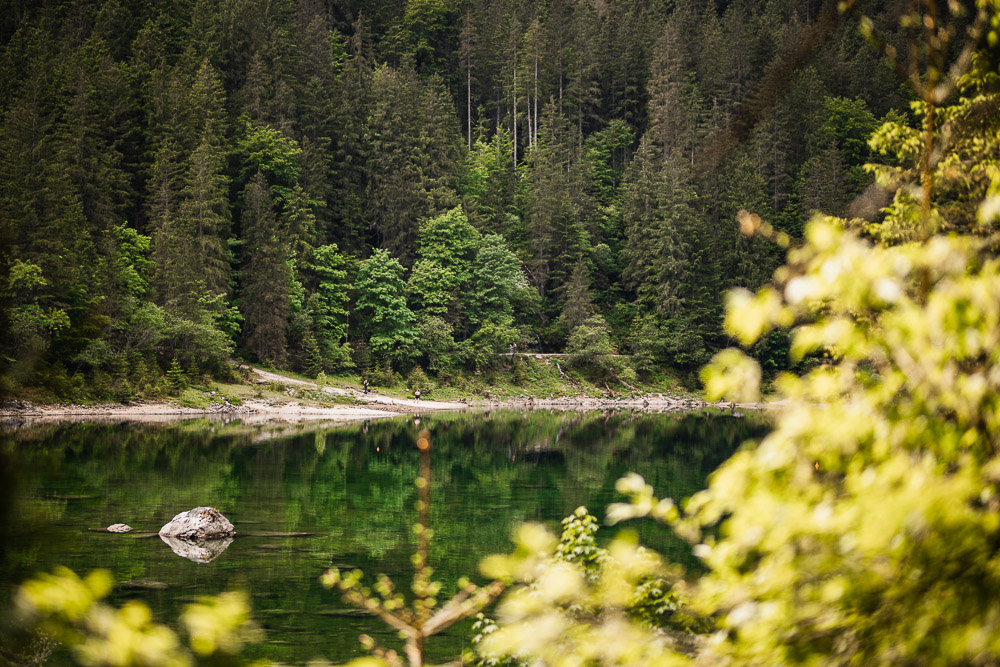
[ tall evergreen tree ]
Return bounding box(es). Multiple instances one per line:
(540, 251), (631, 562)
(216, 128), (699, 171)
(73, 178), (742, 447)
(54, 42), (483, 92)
(240, 172), (290, 363)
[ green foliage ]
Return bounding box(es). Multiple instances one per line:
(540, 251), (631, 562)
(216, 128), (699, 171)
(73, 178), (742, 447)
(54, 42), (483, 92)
(355, 249), (417, 367)
(691, 213), (1000, 664)
(566, 314), (616, 380)
(15, 567), (260, 666)
(477, 512), (697, 667)
(407, 260), (457, 320)
(298, 244), (353, 372)
(407, 207), (481, 334)
(412, 316), (457, 376)
(240, 173), (290, 363)
(407, 365), (432, 396)
(392, 0), (454, 77)
(9, 259), (47, 292)
(867, 67), (1000, 241)
(554, 506), (603, 574)
(811, 96), (879, 165)
(300, 333), (324, 378)
(236, 120), (303, 200)
(166, 358), (186, 393)
(417, 207), (481, 268)
(367, 61), (462, 264)
(5, 261), (70, 361)
(584, 120), (634, 207)
(463, 316), (519, 373)
(556, 260), (596, 337)
(468, 234), (530, 327)
(461, 130), (517, 233)
(109, 225), (152, 302)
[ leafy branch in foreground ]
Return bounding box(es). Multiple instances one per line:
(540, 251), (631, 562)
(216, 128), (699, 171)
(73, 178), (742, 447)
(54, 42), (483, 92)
(473, 508), (704, 667)
(320, 429), (504, 667)
(12, 567), (261, 667)
(476, 5), (1000, 665)
(477, 167), (1000, 667)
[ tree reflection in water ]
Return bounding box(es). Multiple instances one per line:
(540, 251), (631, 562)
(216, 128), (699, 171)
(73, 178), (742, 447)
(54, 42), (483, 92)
(0, 409), (767, 664)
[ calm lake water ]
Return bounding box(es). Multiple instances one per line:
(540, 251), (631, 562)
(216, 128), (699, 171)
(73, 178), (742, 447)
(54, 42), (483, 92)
(0, 409), (767, 664)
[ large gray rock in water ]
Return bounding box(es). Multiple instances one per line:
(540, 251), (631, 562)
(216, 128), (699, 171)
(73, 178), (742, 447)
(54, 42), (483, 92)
(158, 507), (234, 539)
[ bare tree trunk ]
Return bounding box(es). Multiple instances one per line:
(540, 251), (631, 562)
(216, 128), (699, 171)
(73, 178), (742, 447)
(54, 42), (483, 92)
(467, 51), (472, 149)
(526, 75), (532, 149)
(559, 59), (563, 116)
(534, 53), (539, 146)
(513, 58), (518, 166)
(466, 9), (472, 150)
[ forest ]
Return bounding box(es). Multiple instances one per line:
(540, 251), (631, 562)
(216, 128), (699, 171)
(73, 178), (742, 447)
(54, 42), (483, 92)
(0, 0), (917, 399)
(6, 1), (1000, 665)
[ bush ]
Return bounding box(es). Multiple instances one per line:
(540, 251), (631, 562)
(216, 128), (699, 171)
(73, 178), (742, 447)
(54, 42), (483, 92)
(414, 316), (458, 376)
(369, 364), (399, 388)
(463, 316), (519, 373)
(566, 315), (615, 380)
(407, 365), (433, 396)
(166, 358), (186, 393)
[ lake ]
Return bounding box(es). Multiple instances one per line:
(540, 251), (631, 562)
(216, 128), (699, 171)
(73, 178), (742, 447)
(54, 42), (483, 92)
(0, 409), (767, 664)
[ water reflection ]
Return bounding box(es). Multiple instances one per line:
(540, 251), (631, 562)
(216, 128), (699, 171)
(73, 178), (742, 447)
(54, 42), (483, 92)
(159, 535), (233, 563)
(0, 408), (768, 664)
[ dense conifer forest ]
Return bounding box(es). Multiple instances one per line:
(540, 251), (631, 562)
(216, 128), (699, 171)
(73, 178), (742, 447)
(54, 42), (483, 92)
(1, 0), (917, 399)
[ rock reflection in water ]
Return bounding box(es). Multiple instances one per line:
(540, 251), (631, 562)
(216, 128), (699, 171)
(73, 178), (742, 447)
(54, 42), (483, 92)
(159, 534), (233, 563)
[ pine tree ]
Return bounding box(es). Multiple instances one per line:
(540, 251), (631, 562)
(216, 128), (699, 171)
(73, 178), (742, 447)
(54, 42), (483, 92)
(366, 59), (461, 264)
(327, 18), (373, 254)
(557, 258), (596, 336)
(240, 172), (290, 363)
(148, 137), (190, 313)
(178, 131), (230, 298)
(523, 101), (591, 300)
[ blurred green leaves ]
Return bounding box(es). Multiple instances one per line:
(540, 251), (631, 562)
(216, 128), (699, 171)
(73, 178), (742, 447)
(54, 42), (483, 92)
(15, 568), (260, 667)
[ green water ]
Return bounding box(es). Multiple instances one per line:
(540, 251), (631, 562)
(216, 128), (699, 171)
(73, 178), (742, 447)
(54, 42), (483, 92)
(0, 409), (767, 664)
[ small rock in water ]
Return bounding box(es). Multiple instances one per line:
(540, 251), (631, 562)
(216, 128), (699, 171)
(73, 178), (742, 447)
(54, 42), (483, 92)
(107, 523), (132, 533)
(159, 507), (235, 539)
(120, 579), (169, 589)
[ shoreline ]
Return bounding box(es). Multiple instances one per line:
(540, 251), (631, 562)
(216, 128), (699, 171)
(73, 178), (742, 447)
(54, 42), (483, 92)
(0, 397), (450, 427)
(0, 394), (764, 428)
(0, 364), (766, 427)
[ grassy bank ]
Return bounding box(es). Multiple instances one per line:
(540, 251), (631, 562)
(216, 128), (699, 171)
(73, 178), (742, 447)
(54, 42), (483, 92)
(5, 355), (696, 409)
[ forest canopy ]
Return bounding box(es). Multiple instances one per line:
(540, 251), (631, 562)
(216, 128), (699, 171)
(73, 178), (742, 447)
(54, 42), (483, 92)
(0, 0), (958, 398)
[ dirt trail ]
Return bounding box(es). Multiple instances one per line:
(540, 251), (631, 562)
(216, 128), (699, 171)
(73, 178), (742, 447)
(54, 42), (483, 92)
(245, 365), (469, 412)
(2, 365), (763, 427)
(1, 367), (469, 426)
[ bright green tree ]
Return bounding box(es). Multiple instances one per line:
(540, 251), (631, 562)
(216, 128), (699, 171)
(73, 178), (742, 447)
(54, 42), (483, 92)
(460, 128), (518, 235)
(406, 207), (481, 332)
(355, 249), (417, 367)
(468, 232), (530, 327)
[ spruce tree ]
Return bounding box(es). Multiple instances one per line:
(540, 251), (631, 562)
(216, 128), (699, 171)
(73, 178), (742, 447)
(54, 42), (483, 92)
(240, 172), (290, 363)
(178, 134), (230, 298)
